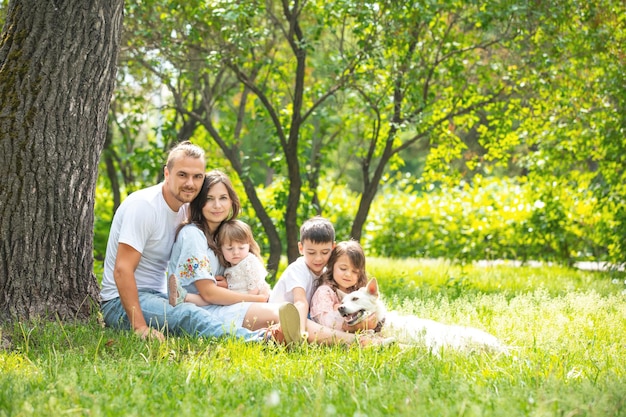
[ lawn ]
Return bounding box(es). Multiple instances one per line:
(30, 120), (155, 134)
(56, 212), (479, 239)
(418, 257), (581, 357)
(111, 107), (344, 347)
(1, 259), (624, 416)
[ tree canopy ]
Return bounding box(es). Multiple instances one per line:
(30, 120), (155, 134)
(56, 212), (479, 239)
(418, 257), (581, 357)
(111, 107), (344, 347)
(101, 0), (624, 268)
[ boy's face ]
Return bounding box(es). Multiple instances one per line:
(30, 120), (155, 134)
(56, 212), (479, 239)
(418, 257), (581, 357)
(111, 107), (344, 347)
(298, 239), (335, 276)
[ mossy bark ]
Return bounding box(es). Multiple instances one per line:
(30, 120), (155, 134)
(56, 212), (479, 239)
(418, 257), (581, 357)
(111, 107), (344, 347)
(0, 0), (124, 322)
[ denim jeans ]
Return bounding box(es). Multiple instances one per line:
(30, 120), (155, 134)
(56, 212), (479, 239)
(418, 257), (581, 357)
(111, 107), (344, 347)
(100, 290), (264, 341)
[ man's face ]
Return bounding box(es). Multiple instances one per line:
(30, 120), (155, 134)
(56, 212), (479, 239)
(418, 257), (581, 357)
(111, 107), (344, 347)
(299, 239), (335, 276)
(163, 156), (205, 209)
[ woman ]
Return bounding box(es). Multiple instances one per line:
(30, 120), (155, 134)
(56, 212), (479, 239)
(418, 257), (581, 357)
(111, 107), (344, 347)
(168, 170), (392, 346)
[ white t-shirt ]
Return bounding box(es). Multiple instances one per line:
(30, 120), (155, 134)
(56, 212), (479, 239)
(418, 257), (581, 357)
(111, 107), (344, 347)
(268, 257), (320, 305)
(100, 183), (187, 301)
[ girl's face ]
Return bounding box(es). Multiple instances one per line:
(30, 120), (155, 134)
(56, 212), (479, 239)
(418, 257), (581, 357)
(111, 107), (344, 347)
(222, 240), (250, 266)
(332, 254), (360, 292)
(203, 182), (232, 232)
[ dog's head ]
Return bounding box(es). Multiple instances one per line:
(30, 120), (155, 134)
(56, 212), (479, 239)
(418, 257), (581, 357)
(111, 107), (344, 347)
(337, 278), (385, 326)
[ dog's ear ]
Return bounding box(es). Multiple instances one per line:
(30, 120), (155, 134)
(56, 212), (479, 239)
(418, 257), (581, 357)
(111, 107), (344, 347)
(366, 278), (379, 297)
(337, 289), (347, 300)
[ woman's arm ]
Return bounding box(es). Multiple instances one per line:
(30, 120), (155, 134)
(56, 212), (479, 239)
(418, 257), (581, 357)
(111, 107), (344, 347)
(195, 279), (268, 305)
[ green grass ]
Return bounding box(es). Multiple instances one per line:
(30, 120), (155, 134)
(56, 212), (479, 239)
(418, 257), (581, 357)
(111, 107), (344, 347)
(2, 260), (625, 416)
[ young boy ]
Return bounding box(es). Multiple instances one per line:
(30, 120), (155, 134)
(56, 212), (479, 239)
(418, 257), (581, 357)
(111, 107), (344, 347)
(269, 216), (336, 334)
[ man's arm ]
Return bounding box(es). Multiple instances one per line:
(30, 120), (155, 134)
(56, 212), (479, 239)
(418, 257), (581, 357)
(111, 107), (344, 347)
(113, 243), (164, 341)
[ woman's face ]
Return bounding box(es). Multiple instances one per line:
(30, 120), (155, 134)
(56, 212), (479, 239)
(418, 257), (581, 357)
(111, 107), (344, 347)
(203, 182), (232, 232)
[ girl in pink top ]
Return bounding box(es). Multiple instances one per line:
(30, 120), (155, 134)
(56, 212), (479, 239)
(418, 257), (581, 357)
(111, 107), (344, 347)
(310, 240), (379, 332)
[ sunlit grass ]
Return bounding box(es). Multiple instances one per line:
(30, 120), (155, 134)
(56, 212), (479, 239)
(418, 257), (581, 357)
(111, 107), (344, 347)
(1, 260), (625, 416)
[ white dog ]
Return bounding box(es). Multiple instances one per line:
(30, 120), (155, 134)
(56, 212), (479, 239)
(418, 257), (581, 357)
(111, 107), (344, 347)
(338, 278), (509, 355)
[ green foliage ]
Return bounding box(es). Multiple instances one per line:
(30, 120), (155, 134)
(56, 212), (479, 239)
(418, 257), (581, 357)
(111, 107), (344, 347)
(92, 0), (626, 268)
(93, 184), (115, 277)
(358, 176), (612, 265)
(2, 262), (626, 416)
(93, 174), (619, 270)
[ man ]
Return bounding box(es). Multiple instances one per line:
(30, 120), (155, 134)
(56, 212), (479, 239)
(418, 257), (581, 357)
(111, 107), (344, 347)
(100, 141), (299, 342)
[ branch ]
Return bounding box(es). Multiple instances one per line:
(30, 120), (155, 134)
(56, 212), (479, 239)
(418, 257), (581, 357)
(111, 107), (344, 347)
(226, 62), (288, 150)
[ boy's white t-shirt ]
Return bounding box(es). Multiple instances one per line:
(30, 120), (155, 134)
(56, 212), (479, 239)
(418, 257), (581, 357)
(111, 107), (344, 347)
(269, 257), (320, 305)
(100, 183), (187, 301)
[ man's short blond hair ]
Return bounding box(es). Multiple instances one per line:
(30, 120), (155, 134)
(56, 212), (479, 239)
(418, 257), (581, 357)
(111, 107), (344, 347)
(166, 141), (205, 169)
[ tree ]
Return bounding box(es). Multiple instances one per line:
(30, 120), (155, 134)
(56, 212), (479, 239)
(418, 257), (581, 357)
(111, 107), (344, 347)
(0, 0), (123, 321)
(122, 0), (357, 268)
(113, 0), (626, 268)
(334, 0), (529, 240)
(118, 0), (540, 262)
(514, 0), (626, 265)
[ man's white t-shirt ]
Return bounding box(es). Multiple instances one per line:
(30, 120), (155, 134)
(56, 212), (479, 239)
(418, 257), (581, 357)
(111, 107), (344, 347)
(269, 257), (319, 305)
(100, 183), (187, 301)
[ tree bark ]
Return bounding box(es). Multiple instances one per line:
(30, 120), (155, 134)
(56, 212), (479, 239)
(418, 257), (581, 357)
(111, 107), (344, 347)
(0, 0), (123, 322)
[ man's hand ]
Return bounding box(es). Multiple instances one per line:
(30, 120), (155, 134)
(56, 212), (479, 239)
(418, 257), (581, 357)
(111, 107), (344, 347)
(135, 326), (165, 342)
(215, 275), (228, 288)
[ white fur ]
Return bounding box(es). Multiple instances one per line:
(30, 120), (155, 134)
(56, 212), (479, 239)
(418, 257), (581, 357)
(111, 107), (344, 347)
(338, 278), (509, 355)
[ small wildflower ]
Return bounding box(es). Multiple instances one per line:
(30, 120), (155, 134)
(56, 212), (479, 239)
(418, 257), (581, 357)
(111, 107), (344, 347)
(325, 404), (337, 415)
(265, 390), (280, 407)
(567, 367), (583, 379)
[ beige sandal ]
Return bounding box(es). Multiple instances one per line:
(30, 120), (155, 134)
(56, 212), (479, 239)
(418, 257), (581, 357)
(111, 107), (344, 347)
(277, 302), (303, 346)
(168, 274), (187, 307)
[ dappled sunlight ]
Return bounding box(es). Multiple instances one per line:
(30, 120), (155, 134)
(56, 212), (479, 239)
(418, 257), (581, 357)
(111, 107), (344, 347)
(0, 352), (40, 379)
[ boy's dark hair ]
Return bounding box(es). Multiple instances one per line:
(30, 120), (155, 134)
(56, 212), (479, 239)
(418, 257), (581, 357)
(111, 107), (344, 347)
(299, 216), (335, 244)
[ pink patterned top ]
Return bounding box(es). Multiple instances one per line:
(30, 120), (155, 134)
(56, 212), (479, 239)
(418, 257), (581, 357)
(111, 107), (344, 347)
(309, 284), (345, 330)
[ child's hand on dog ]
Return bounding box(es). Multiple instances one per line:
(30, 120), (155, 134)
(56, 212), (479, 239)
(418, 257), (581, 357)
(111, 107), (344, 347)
(342, 312), (379, 333)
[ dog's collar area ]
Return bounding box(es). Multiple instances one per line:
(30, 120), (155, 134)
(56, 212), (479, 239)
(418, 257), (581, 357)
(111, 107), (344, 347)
(373, 317), (386, 333)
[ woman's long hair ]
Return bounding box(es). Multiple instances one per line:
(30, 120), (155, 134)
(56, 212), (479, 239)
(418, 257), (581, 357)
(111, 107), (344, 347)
(177, 169), (241, 255)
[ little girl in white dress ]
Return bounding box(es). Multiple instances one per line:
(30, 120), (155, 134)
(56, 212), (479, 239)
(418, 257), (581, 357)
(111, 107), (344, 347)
(217, 220), (271, 296)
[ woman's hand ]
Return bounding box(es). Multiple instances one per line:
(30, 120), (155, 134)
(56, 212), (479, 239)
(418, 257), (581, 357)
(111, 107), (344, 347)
(215, 275), (229, 288)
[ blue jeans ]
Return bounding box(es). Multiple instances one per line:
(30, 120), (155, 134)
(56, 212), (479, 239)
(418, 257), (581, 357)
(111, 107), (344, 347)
(100, 290), (264, 342)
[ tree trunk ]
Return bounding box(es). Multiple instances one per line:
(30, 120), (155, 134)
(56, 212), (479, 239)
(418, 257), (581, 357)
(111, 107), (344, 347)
(0, 0), (123, 322)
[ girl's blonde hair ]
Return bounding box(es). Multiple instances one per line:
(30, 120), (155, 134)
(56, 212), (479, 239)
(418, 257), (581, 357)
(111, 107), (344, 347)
(216, 219), (261, 267)
(316, 240), (368, 293)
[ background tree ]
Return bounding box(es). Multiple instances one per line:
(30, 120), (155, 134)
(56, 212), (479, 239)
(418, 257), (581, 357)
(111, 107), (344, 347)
(121, 0), (361, 268)
(102, 0), (625, 270)
(0, 0), (123, 321)
(332, 0), (532, 240)
(481, 0), (626, 264)
(119, 0), (531, 263)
